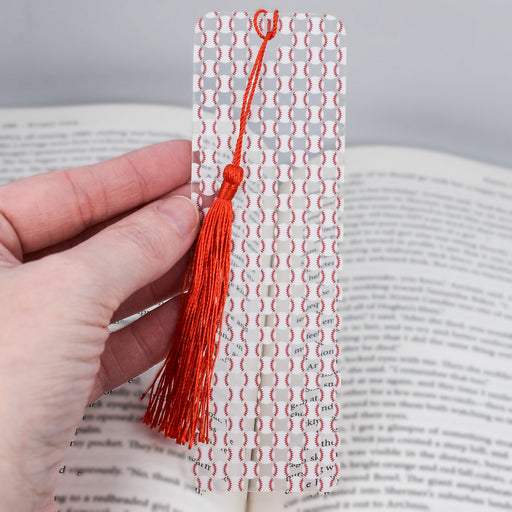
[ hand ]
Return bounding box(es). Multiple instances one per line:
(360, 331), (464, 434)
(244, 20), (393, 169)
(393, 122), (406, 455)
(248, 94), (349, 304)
(0, 141), (199, 511)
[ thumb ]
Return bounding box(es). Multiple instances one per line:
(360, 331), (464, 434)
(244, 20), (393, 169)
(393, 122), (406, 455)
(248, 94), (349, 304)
(60, 194), (199, 314)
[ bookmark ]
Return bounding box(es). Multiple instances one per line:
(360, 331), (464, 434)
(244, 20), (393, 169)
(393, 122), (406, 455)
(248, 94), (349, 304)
(144, 10), (345, 493)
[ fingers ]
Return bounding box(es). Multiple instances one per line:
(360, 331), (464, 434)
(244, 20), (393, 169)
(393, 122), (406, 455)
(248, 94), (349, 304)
(111, 252), (190, 323)
(57, 194), (199, 312)
(0, 140), (192, 255)
(89, 296), (181, 402)
(0, 212), (23, 264)
(24, 183), (193, 262)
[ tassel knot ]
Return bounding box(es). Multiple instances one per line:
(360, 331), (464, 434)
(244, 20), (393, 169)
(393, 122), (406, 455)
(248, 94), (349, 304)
(217, 164), (244, 201)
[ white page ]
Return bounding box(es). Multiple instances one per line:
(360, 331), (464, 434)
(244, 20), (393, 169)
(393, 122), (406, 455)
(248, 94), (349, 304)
(250, 146), (512, 512)
(0, 104), (247, 512)
(56, 369), (245, 512)
(0, 104), (190, 179)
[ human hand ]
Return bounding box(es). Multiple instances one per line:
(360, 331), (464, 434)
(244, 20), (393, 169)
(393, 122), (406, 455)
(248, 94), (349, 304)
(0, 141), (199, 511)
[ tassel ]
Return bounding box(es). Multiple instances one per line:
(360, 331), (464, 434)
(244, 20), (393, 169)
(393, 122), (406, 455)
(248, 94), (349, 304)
(142, 10), (279, 447)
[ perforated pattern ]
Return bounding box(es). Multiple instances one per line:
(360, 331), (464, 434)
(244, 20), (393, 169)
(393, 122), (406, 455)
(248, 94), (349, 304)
(190, 11), (345, 492)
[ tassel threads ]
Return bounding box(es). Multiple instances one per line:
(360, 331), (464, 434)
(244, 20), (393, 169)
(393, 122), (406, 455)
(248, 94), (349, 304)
(142, 164), (243, 447)
(142, 9), (279, 448)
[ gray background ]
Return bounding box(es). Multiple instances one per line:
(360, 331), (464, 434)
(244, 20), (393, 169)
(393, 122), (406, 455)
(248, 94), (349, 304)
(1, 0), (511, 167)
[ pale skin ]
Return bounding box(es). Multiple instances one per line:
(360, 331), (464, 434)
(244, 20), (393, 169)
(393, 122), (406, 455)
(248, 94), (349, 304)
(0, 140), (200, 511)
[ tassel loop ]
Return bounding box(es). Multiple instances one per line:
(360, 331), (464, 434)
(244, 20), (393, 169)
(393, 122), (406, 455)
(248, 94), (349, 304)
(254, 9), (279, 40)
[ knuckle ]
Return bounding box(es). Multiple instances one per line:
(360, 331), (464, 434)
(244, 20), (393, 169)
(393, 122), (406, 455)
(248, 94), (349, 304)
(117, 223), (167, 264)
(45, 252), (89, 287)
(40, 254), (116, 324)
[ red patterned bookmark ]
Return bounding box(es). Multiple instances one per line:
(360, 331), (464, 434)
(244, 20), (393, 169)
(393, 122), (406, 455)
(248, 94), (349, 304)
(145, 10), (345, 493)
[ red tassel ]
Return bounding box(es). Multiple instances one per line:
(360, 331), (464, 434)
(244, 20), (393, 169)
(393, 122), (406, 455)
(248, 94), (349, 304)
(142, 10), (279, 447)
(142, 164), (242, 446)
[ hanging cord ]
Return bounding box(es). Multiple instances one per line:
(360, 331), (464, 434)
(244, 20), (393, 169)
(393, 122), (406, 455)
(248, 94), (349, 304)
(142, 9), (279, 448)
(233, 9), (279, 167)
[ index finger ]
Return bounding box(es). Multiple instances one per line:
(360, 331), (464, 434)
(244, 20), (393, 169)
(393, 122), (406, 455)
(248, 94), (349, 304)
(0, 140), (191, 257)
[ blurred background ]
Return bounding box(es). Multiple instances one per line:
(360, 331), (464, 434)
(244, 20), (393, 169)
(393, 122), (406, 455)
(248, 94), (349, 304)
(1, 0), (511, 167)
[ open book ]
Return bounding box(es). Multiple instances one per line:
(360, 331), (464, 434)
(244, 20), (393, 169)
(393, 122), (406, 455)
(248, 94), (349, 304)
(1, 104), (512, 512)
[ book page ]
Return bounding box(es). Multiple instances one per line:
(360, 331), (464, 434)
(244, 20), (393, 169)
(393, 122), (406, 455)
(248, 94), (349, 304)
(250, 146), (512, 511)
(0, 104), (190, 180)
(0, 104), (246, 512)
(56, 370), (245, 512)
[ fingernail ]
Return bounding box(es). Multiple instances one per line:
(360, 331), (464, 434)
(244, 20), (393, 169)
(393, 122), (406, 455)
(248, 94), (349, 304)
(156, 196), (198, 237)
